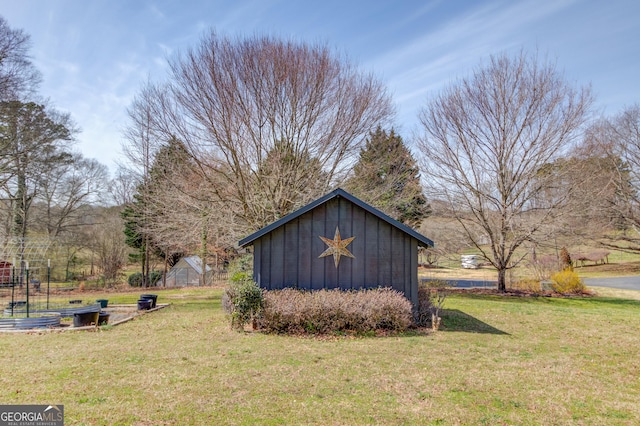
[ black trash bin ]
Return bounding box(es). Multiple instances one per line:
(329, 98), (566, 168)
(140, 294), (157, 309)
(137, 299), (152, 310)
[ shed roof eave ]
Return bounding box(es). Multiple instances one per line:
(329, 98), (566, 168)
(238, 188), (434, 248)
(238, 188), (434, 247)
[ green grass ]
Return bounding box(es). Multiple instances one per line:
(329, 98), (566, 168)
(1, 287), (640, 425)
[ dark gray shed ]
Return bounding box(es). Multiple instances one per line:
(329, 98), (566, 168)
(238, 188), (434, 305)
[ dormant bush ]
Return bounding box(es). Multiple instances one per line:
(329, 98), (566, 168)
(560, 247), (573, 270)
(416, 280), (450, 330)
(258, 287), (412, 334)
(415, 282), (433, 327)
(509, 279), (542, 292)
(128, 270), (163, 287)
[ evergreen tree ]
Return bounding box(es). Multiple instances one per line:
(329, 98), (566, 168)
(121, 193), (146, 265)
(345, 127), (430, 227)
(121, 138), (189, 287)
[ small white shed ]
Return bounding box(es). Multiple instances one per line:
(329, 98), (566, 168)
(160, 255), (213, 287)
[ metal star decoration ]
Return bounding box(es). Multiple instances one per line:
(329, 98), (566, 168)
(319, 226), (355, 268)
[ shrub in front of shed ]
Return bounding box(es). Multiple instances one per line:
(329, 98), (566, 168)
(223, 259), (264, 330)
(223, 279), (264, 331)
(258, 287), (413, 335)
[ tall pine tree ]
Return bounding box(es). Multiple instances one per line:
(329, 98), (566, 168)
(121, 138), (189, 287)
(345, 127), (430, 228)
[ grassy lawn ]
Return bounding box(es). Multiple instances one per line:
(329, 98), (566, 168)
(1, 287), (639, 425)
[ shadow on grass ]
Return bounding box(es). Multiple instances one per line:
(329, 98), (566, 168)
(440, 309), (509, 335)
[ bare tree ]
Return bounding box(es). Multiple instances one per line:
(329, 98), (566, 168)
(94, 207), (129, 286)
(590, 105), (640, 251)
(121, 83), (159, 287)
(140, 138), (237, 285)
(34, 154), (109, 237)
(0, 15), (41, 101)
(141, 32), (393, 233)
(0, 101), (77, 241)
(416, 51), (592, 291)
(532, 128), (628, 252)
(109, 166), (139, 206)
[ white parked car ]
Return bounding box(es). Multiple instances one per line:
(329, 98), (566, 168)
(461, 255), (480, 269)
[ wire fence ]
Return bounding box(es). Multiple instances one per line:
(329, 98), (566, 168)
(1, 265), (231, 318)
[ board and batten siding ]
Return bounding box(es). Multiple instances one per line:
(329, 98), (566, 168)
(251, 196), (419, 305)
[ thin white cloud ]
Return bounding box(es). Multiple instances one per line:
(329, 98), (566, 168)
(374, 0), (579, 72)
(371, 0), (582, 133)
(157, 42), (173, 56)
(148, 3), (166, 20)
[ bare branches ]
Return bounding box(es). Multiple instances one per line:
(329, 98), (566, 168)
(140, 32), (393, 231)
(0, 101), (78, 240)
(0, 16), (41, 101)
(109, 167), (138, 206)
(34, 154), (109, 237)
(416, 51), (593, 291)
(588, 105), (640, 250)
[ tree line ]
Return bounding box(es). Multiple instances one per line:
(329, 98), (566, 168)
(2, 16), (639, 291)
(0, 16), (120, 283)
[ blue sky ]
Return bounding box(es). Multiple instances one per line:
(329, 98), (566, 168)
(1, 0), (638, 173)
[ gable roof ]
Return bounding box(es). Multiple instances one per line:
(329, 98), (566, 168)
(238, 188), (434, 248)
(180, 255), (212, 274)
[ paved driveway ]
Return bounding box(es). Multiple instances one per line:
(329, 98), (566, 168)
(425, 277), (640, 291)
(424, 277), (640, 290)
(583, 276), (640, 291)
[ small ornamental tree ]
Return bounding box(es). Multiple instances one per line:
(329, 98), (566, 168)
(559, 247), (573, 270)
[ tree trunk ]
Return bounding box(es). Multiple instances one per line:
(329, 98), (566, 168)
(140, 243), (146, 287)
(200, 221), (208, 287)
(13, 173), (28, 240)
(163, 252), (168, 288)
(144, 234), (150, 287)
(497, 268), (507, 292)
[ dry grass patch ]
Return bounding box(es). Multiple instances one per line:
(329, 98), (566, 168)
(575, 260), (640, 278)
(420, 265), (498, 281)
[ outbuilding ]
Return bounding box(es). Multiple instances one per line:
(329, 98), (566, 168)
(160, 255), (212, 287)
(238, 188), (434, 305)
